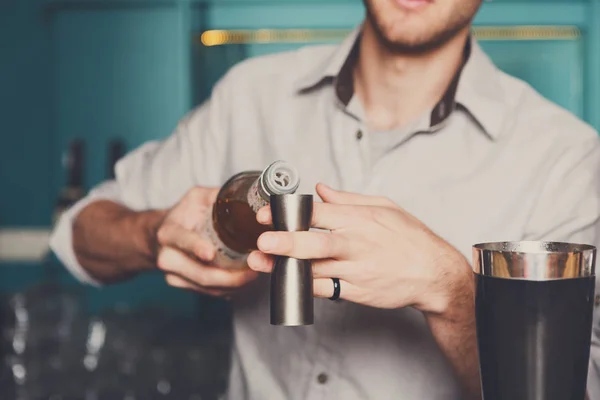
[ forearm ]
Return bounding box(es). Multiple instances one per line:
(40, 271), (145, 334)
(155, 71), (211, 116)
(73, 200), (166, 283)
(426, 270), (481, 400)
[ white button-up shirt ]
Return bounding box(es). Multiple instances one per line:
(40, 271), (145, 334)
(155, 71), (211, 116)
(50, 27), (600, 399)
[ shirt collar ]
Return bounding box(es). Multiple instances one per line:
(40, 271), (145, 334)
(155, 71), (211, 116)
(293, 26), (362, 93)
(294, 26), (508, 140)
(454, 39), (507, 140)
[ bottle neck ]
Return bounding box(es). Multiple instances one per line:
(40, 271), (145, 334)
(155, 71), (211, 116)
(257, 160), (300, 199)
(257, 175), (271, 202)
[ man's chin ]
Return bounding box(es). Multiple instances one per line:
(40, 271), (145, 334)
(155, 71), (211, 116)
(379, 34), (446, 54)
(376, 23), (470, 54)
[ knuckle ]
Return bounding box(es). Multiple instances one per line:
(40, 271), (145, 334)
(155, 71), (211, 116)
(320, 233), (336, 256)
(156, 248), (170, 271)
(286, 235), (296, 254)
(191, 242), (205, 258)
(367, 206), (387, 223)
(156, 224), (176, 245)
(187, 186), (206, 201)
(156, 225), (168, 244)
(193, 241), (213, 260)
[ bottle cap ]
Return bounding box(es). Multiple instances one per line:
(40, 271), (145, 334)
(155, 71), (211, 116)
(260, 160), (300, 196)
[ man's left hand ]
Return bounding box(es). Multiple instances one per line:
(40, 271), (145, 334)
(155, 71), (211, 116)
(247, 183), (473, 317)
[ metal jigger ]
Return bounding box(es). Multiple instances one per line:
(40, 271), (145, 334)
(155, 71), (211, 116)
(269, 194), (314, 326)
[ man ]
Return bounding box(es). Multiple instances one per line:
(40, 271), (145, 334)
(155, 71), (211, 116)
(50, 0), (600, 399)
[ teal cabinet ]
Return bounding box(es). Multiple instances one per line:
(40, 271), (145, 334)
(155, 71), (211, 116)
(481, 39), (585, 118)
(51, 6), (190, 193)
(0, 0), (53, 226)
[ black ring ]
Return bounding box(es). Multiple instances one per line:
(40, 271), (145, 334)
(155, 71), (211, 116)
(329, 278), (341, 301)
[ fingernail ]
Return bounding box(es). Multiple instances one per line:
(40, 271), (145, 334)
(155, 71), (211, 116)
(247, 252), (267, 272)
(246, 252), (258, 269)
(317, 182), (333, 192)
(258, 233), (277, 251)
(203, 249), (216, 261)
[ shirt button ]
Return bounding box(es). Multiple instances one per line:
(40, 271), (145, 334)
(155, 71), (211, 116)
(317, 373), (328, 384)
(356, 130), (363, 140)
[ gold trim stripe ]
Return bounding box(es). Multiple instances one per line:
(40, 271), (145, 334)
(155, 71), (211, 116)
(474, 26), (580, 41)
(198, 26), (580, 47)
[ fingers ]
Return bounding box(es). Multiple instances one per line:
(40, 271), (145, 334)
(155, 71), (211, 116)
(311, 258), (350, 279)
(157, 223), (215, 262)
(158, 247), (258, 289)
(255, 183), (398, 230)
(247, 251), (274, 273)
(316, 183), (398, 208)
(256, 207), (272, 225)
(164, 273), (231, 297)
(257, 230), (347, 260)
(314, 278), (357, 301)
(185, 186), (220, 206)
(247, 252), (356, 301)
(248, 251), (349, 281)
(257, 202), (356, 230)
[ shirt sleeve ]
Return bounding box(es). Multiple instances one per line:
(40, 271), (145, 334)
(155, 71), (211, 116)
(523, 134), (600, 245)
(522, 134), (600, 398)
(49, 77), (232, 286)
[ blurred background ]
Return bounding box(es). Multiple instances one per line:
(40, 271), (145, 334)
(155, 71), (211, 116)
(0, 0), (599, 398)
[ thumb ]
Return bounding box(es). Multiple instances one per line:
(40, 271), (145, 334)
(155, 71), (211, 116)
(316, 183), (398, 208)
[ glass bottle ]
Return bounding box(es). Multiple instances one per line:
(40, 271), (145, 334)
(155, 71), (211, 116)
(204, 160), (300, 269)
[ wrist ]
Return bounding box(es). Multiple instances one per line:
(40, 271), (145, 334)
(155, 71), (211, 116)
(129, 209), (167, 271)
(421, 252), (474, 320)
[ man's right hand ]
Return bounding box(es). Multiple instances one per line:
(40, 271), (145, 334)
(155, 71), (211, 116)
(155, 186), (259, 297)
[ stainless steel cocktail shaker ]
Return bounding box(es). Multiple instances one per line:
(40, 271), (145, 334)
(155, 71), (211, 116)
(473, 241), (596, 400)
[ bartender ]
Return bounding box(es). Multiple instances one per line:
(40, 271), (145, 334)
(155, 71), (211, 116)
(50, 0), (600, 398)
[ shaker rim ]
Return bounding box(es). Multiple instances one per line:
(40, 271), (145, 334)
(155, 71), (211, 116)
(473, 240), (596, 254)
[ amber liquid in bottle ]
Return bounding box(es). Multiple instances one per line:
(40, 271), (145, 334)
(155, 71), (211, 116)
(213, 186), (271, 254)
(205, 161), (300, 269)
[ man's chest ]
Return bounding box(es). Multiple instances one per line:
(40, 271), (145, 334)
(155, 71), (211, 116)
(219, 107), (538, 260)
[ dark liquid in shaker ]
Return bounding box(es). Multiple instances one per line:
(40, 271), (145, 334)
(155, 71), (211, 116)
(213, 199), (269, 254)
(476, 275), (595, 400)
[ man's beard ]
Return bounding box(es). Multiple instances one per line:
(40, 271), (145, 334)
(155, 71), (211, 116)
(364, 2), (480, 54)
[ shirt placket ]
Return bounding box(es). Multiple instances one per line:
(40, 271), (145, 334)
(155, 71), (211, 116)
(300, 100), (363, 400)
(302, 329), (342, 400)
(329, 97), (368, 192)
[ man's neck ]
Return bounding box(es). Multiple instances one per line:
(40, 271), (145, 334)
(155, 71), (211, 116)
(354, 21), (470, 132)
